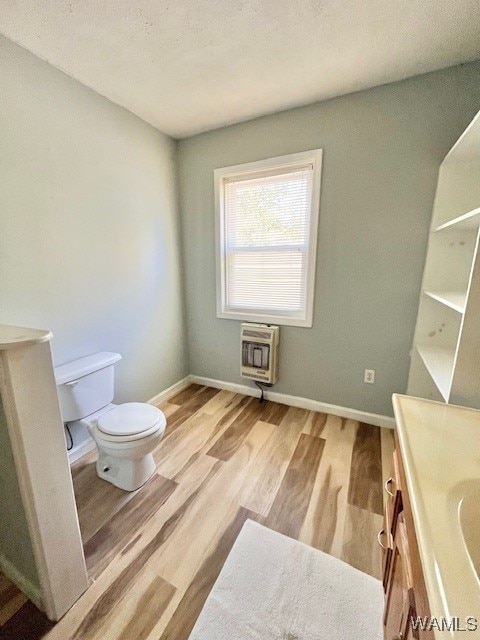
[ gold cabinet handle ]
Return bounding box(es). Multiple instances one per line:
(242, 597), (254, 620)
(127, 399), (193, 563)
(385, 477), (394, 498)
(377, 529), (386, 550)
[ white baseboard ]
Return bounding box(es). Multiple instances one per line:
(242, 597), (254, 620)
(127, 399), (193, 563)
(190, 375), (396, 429)
(68, 439), (96, 464)
(0, 552), (44, 612)
(147, 375), (192, 406)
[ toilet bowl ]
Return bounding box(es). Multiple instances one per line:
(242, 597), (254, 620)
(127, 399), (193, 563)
(55, 352), (167, 492)
(90, 402), (166, 491)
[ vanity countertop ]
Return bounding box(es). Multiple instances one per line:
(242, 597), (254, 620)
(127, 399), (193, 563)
(392, 394), (480, 639)
(0, 324), (52, 350)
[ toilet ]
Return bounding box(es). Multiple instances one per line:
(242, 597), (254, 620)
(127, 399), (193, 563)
(55, 352), (166, 491)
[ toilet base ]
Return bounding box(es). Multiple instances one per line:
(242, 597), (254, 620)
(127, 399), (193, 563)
(96, 451), (156, 492)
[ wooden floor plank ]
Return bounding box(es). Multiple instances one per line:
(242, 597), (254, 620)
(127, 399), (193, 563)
(239, 407), (307, 516)
(206, 397), (260, 461)
(341, 504), (383, 580)
(157, 402), (182, 418)
(206, 398), (287, 461)
(299, 416), (357, 558)
(72, 458), (135, 544)
(0, 575), (27, 627)
(2, 386), (390, 639)
(302, 410), (329, 438)
(347, 422), (383, 515)
(45, 455), (223, 640)
(70, 447), (96, 475)
(264, 433), (326, 539)
(199, 389), (238, 416)
(159, 507), (256, 640)
(153, 419), (276, 591)
(0, 600), (54, 640)
(68, 463), (224, 640)
(259, 400), (289, 425)
(162, 386), (221, 437)
(168, 383), (204, 406)
(154, 394), (248, 477)
(84, 473), (177, 579)
(110, 574), (176, 640)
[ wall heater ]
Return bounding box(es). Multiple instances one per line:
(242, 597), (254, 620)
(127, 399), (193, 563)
(240, 323), (279, 384)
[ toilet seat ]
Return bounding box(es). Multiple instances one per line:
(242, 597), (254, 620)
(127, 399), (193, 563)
(96, 403), (166, 443)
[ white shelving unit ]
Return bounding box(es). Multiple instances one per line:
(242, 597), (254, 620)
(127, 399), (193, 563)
(415, 344), (456, 401)
(407, 110), (480, 408)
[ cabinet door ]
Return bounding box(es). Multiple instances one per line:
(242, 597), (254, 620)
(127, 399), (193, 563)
(405, 613), (419, 640)
(384, 516), (417, 640)
(381, 450), (403, 590)
(380, 498), (394, 591)
(386, 450), (403, 537)
(384, 540), (409, 638)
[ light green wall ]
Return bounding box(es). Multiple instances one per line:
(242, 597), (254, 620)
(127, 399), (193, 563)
(0, 396), (39, 587)
(0, 34), (187, 401)
(178, 61), (480, 416)
(2, 31), (480, 418)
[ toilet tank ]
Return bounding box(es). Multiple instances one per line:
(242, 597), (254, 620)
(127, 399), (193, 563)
(55, 352), (122, 422)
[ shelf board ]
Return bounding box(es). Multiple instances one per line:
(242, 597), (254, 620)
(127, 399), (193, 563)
(433, 207), (480, 232)
(416, 344), (456, 401)
(423, 290), (466, 314)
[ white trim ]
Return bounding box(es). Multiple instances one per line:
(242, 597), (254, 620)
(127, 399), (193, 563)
(147, 376), (192, 406)
(190, 375), (396, 429)
(68, 439), (96, 464)
(214, 149), (323, 328)
(215, 309), (314, 328)
(0, 338), (89, 621)
(0, 552), (43, 611)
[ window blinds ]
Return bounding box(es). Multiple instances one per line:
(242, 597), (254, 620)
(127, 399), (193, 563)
(223, 165), (314, 316)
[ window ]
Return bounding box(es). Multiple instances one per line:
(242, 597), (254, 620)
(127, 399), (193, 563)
(215, 149), (322, 327)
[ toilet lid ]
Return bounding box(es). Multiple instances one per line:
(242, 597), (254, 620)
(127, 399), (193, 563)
(97, 402), (163, 436)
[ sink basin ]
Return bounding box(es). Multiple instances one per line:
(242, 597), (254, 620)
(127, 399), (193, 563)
(457, 480), (480, 578)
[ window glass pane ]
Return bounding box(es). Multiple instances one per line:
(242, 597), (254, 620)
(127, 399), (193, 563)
(224, 166), (313, 314)
(227, 249), (306, 311)
(225, 168), (312, 248)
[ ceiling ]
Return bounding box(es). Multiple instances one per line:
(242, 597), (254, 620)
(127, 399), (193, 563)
(1, 1), (480, 139)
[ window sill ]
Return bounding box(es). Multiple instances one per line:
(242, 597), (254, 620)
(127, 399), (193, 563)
(216, 309), (313, 328)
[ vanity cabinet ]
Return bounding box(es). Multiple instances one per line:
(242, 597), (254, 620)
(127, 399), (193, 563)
(381, 435), (433, 640)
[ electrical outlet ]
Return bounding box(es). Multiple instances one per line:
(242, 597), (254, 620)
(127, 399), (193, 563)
(364, 369), (375, 384)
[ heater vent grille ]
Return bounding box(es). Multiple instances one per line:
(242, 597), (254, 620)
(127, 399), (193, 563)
(242, 329), (273, 340)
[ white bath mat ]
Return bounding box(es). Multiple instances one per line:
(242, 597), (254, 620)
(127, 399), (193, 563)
(189, 519), (384, 640)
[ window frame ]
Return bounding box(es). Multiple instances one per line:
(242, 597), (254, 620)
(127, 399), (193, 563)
(215, 149), (323, 328)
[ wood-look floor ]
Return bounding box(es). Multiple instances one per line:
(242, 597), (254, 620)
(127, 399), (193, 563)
(0, 384), (394, 640)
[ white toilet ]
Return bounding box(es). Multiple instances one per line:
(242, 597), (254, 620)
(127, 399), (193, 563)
(55, 352), (166, 492)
